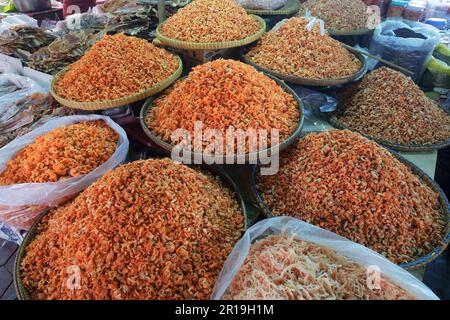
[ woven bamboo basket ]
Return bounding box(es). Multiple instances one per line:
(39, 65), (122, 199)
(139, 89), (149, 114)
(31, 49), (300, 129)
(241, 47), (366, 87)
(139, 74), (305, 164)
(50, 56), (183, 111)
(155, 15), (266, 50)
(244, 0), (299, 16)
(139, 73), (304, 231)
(258, 132), (450, 271)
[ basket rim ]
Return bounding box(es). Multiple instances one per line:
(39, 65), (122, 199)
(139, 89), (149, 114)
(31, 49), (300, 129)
(50, 55), (183, 111)
(258, 131), (450, 270)
(241, 46), (367, 87)
(244, 0), (300, 16)
(155, 15), (266, 50)
(14, 210), (46, 300)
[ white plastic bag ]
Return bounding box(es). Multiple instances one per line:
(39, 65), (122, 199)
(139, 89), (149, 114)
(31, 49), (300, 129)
(0, 115), (129, 238)
(212, 216), (439, 300)
(0, 74), (44, 116)
(0, 60), (19, 74)
(237, 0), (288, 10)
(369, 20), (440, 82)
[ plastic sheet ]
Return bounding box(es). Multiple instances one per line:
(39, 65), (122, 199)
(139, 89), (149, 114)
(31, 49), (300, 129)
(0, 115), (129, 243)
(369, 20), (440, 82)
(212, 216), (439, 300)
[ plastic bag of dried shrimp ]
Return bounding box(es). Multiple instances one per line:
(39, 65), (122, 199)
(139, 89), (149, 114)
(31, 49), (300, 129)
(237, 0), (288, 10)
(0, 115), (129, 243)
(212, 216), (439, 300)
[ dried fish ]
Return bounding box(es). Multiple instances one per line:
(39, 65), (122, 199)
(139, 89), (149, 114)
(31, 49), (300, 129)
(27, 29), (103, 75)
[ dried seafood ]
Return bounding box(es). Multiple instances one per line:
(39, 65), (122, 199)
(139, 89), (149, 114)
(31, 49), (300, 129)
(145, 59), (300, 153)
(245, 17), (362, 80)
(0, 93), (76, 149)
(298, 0), (370, 31)
(0, 120), (119, 185)
(160, 0), (261, 43)
(0, 25), (56, 60)
(334, 67), (450, 145)
(53, 33), (180, 102)
(257, 130), (446, 265)
(21, 158), (244, 300)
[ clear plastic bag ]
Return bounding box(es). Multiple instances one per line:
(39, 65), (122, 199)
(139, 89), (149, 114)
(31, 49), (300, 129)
(212, 216), (439, 300)
(0, 14), (38, 33)
(237, 0), (288, 10)
(369, 20), (440, 82)
(0, 60), (19, 74)
(0, 115), (129, 240)
(273, 10), (325, 35)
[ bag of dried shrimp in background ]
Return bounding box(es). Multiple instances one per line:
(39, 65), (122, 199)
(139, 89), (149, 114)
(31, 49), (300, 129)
(212, 216), (439, 300)
(0, 115), (129, 244)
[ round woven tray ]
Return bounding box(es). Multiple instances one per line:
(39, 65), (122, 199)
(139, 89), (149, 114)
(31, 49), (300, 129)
(391, 151), (450, 270)
(50, 56), (183, 111)
(329, 109), (450, 152)
(155, 15), (266, 50)
(258, 132), (450, 271)
(244, 0), (299, 16)
(241, 48), (366, 87)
